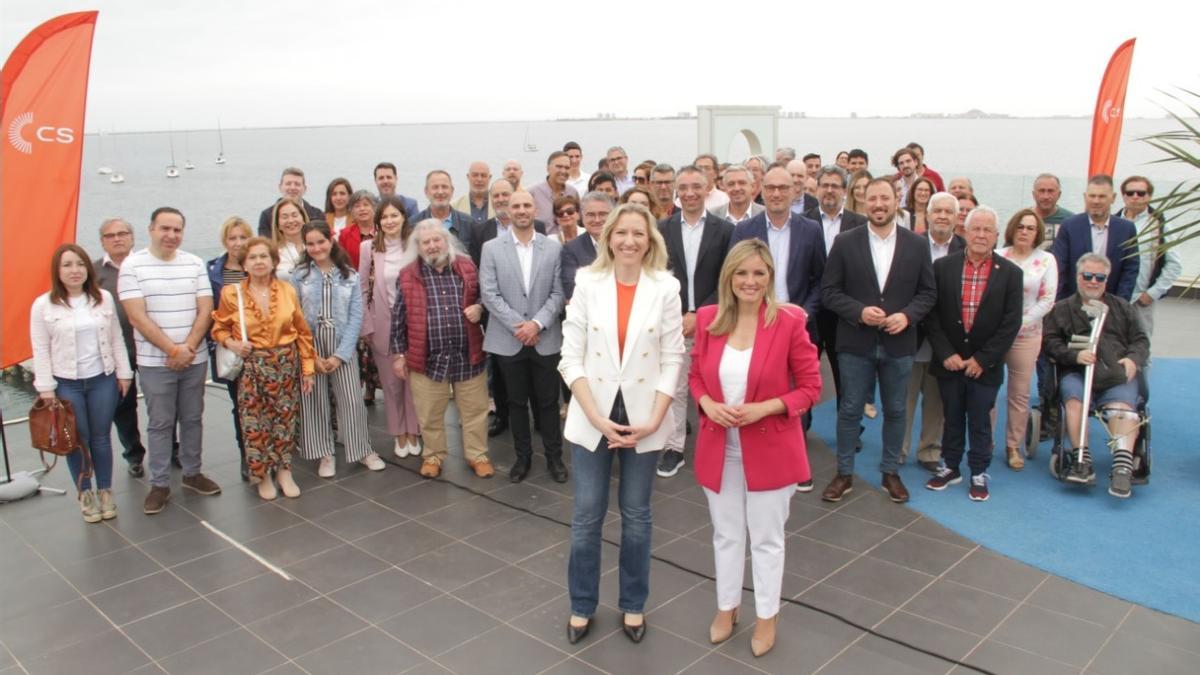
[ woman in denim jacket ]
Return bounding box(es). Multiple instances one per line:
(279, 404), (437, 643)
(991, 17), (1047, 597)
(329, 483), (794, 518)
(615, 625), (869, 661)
(289, 221), (384, 476)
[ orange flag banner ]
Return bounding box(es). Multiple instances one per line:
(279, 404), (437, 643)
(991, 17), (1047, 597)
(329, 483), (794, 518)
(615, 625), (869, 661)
(0, 11), (99, 367)
(1088, 38), (1136, 179)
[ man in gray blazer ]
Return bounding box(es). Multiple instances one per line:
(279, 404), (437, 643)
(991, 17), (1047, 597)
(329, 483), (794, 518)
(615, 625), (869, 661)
(479, 190), (567, 483)
(710, 165), (764, 225)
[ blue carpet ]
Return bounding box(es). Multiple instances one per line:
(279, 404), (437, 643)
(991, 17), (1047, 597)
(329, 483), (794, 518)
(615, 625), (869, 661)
(809, 357), (1200, 623)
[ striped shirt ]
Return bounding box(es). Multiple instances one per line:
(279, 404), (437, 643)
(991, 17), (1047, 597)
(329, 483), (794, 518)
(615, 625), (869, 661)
(117, 248), (212, 367)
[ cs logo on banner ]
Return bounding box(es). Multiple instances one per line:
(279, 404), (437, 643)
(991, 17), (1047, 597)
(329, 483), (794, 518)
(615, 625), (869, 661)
(7, 111), (76, 155)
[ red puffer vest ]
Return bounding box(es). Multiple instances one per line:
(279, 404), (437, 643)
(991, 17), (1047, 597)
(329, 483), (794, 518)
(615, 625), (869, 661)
(397, 256), (485, 375)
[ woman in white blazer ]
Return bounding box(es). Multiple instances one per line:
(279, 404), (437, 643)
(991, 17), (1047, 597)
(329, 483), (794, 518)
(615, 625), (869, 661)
(559, 203), (685, 645)
(30, 245), (133, 523)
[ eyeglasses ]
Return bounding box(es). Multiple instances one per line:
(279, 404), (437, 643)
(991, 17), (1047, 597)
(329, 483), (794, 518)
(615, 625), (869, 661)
(1124, 190), (1148, 197)
(1080, 272), (1108, 282)
(633, 176), (648, 184)
(101, 231), (132, 240)
(556, 208), (577, 217)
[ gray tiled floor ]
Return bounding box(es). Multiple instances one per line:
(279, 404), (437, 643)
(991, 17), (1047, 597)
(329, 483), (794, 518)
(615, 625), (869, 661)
(2, 365), (1199, 674)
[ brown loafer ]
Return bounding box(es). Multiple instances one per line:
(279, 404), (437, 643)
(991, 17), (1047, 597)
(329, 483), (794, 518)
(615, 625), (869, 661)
(821, 474), (854, 502)
(881, 472), (909, 503)
(1006, 446), (1025, 471)
(469, 457), (495, 478)
(419, 458), (442, 478)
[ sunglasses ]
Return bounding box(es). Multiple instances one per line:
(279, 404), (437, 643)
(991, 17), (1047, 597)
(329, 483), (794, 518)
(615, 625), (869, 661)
(556, 208), (577, 217)
(1080, 272), (1108, 282)
(1124, 190), (1148, 197)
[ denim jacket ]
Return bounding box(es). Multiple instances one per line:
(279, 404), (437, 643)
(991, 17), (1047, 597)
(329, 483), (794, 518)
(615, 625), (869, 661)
(285, 262), (364, 363)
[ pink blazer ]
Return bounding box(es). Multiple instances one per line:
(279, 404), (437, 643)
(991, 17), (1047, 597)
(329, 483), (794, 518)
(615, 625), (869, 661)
(688, 303), (822, 492)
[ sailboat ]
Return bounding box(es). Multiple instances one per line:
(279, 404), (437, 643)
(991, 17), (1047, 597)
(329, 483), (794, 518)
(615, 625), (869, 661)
(109, 172), (125, 184)
(166, 129), (180, 178)
(215, 120), (227, 165)
(96, 130), (112, 175)
(183, 132), (195, 169)
(523, 125), (538, 153)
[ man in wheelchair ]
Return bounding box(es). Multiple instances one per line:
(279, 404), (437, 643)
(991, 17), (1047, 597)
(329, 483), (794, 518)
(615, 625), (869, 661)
(1042, 253), (1150, 498)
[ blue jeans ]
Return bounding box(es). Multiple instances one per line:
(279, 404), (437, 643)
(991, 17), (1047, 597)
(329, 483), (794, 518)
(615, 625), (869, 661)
(936, 375), (1000, 476)
(54, 373), (119, 492)
(836, 348), (913, 476)
(568, 441), (659, 617)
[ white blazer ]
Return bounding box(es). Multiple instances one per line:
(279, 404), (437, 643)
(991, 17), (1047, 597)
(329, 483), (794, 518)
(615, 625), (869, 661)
(559, 266), (685, 453)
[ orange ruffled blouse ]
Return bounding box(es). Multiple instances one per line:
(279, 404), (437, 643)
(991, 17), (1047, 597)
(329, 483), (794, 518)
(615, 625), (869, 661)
(211, 279), (315, 376)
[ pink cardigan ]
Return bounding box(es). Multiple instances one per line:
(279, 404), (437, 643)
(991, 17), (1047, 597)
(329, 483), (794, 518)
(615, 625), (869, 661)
(688, 303), (821, 492)
(29, 290), (133, 392)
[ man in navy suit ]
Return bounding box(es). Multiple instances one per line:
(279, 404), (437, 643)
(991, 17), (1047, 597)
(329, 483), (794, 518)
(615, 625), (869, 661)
(1051, 174), (1138, 301)
(730, 166), (826, 318)
(561, 192), (612, 302)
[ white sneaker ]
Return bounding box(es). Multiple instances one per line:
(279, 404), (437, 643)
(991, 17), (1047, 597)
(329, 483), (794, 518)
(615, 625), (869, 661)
(361, 453), (386, 471)
(394, 439), (409, 459)
(405, 440), (421, 457)
(317, 455), (336, 478)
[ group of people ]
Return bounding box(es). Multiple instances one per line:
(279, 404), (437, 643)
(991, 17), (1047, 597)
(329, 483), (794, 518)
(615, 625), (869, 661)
(27, 139), (1178, 656)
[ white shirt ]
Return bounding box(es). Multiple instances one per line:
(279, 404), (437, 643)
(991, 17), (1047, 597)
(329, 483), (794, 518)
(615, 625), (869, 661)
(382, 238), (406, 307)
(704, 189), (730, 211)
(766, 216), (792, 302)
(512, 229), (536, 294)
(719, 344), (753, 457)
(868, 225), (898, 291)
(277, 241), (303, 276)
(332, 215), (348, 236)
(820, 208), (844, 254)
(1090, 216), (1110, 256)
(117, 248), (211, 367)
(70, 295), (104, 378)
(567, 172), (591, 197)
(724, 203), (755, 224)
(680, 212), (706, 311)
(929, 235), (952, 261)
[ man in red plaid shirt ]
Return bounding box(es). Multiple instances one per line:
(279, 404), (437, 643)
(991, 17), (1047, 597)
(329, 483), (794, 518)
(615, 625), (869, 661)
(922, 206), (1024, 502)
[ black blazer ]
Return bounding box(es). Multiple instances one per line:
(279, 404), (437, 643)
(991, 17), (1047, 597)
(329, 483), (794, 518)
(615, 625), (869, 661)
(821, 224), (936, 357)
(924, 252), (1024, 386)
(560, 234), (597, 301)
(729, 212), (826, 318)
(658, 211), (734, 312)
(469, 218), (546, 267)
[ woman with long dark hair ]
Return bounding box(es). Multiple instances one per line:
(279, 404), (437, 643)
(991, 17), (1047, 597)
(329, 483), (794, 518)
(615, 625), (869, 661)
(30, 244), (132, 522)
(292, 222), (385, 476)
(360, 196), (422, 458)
(323, 177), (354, 236)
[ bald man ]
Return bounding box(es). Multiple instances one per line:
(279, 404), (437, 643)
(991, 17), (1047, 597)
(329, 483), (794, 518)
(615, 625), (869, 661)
(453, 161), (495, 223)
(503, 160), (524, 190)
(786, 159), (819, 214)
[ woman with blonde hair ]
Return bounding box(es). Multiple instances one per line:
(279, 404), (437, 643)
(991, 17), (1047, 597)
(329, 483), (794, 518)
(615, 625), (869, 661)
(211, 238), (315, 500)
(844, 169), (873, 215)
(31, 244), (132, 522)
(560, 203), (684, 645)
(206, 216), (254, 480)
(689, 239), (821, 656)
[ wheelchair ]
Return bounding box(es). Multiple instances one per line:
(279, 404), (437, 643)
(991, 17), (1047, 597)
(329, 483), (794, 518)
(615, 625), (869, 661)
(1041, 359), (1152, 486)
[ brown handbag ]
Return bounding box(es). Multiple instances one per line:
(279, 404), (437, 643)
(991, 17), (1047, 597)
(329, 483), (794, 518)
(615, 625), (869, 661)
(28, 397), (92, 485)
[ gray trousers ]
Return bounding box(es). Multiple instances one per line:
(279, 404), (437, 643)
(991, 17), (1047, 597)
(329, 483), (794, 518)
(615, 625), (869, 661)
(140, 362), (207, 487)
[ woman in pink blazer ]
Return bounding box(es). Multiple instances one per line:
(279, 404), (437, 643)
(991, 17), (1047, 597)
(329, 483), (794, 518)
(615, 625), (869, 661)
(688, 239), (821, 657)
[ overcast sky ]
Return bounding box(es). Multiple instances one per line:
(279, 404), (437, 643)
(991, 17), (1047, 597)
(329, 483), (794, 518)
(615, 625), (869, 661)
(3, 0), (1196, 133)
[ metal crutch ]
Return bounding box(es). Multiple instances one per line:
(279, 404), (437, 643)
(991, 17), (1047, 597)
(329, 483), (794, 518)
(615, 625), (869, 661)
(1067, 300), (1109, 472)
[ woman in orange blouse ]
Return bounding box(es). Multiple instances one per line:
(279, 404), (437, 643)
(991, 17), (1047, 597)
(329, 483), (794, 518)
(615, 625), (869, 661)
(212, 238), (315, 500)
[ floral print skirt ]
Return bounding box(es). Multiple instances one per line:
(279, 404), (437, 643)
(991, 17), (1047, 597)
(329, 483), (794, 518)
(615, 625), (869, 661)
(238, 343), (301, 483)
(358, 337), (380, 399)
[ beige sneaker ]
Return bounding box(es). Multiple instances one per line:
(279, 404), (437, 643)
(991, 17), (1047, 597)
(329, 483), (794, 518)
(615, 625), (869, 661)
(79, 490), (101, 523)
(97, 488), (117, 520)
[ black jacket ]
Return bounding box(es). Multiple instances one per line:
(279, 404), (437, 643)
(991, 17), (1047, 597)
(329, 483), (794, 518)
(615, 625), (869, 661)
(924, 253), (1025, 386)
(820, 224), (936, 357)
(560, 234), (597, 302)
(1042, 293), (1149, 392)
(803, 207), (868, 239)
(658, 211), (734, 312)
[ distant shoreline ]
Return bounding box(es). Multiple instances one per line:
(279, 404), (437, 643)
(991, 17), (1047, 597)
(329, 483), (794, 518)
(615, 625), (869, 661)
(87, 115), (1189, 137)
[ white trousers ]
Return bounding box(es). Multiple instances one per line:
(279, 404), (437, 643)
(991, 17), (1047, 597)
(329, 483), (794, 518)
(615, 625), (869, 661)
(666, 336), (694, 453)
(703, 449), (794, 619)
